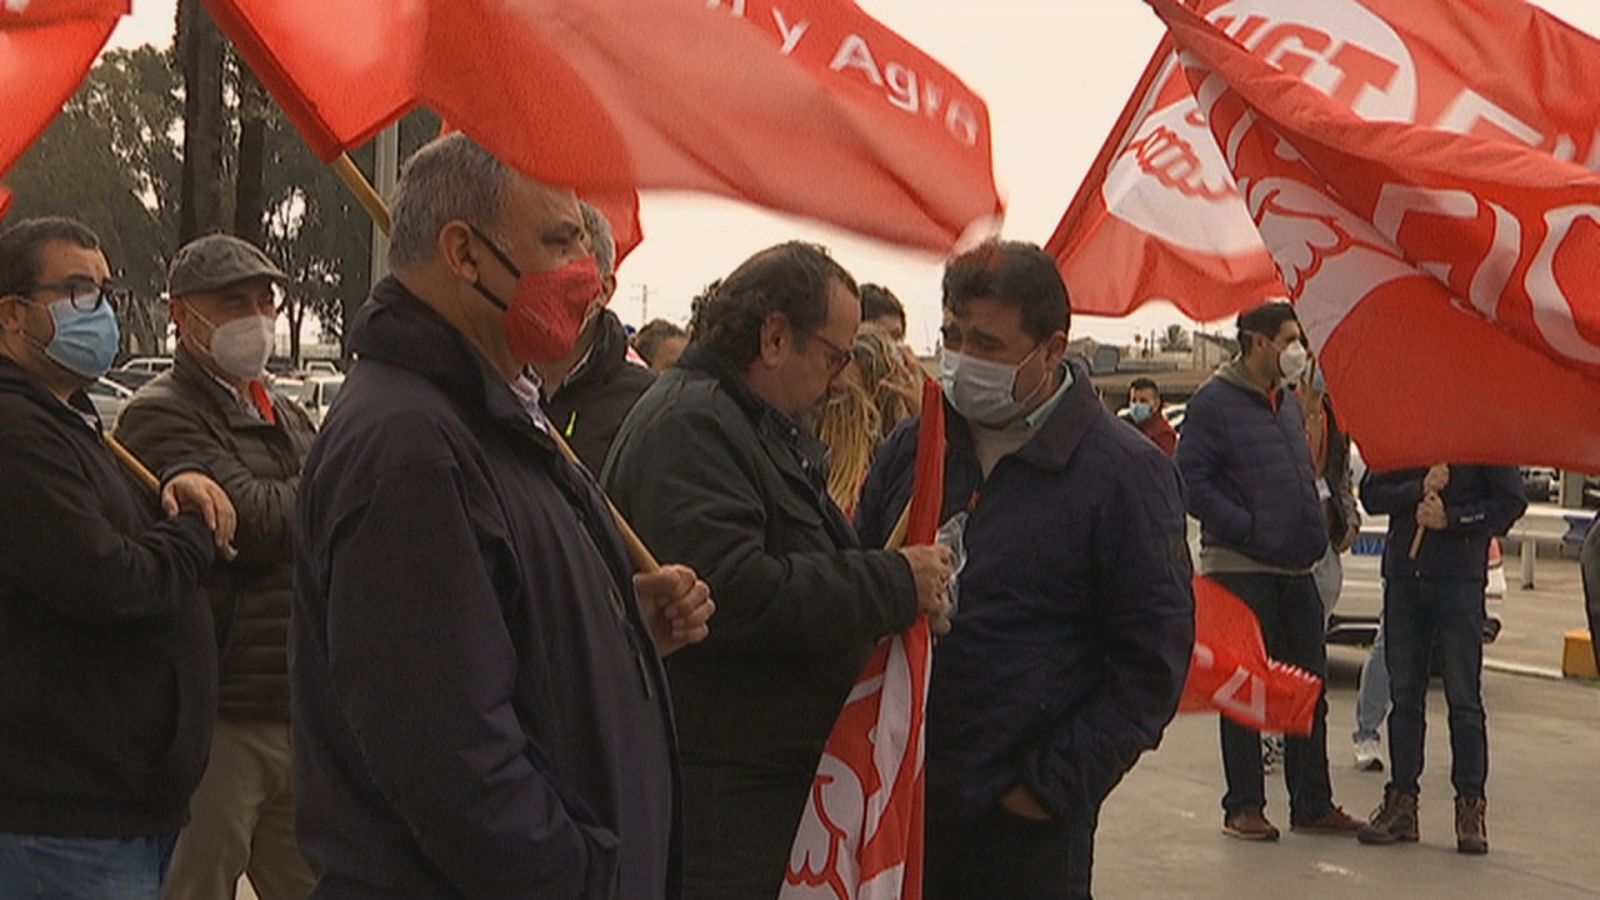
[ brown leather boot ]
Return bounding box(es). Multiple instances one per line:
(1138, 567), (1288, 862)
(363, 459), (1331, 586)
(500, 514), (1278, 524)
(1456, 796), (1488, 855)
(1357, 789), (1419, 845)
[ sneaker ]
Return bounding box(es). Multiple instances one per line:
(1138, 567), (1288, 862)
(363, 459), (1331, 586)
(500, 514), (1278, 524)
(1456, 796), (1488, 855)
(1292, 806), (1364, 835)
(1223, 810), (1281, 842)
(1262, 734), (1284, 775)
(1358, 789), (1420, 845)
(1353, 739), (1385, 772)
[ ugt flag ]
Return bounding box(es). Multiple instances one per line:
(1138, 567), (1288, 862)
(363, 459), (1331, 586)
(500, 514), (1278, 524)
(1047, 0), (1600, 321)
(782, 378), (945, 900)
(1, 1), (126, 202)
(1181, 577), (1321, 736)
(204, 0), (1003, 253)
(1148, 0), (1600, 472)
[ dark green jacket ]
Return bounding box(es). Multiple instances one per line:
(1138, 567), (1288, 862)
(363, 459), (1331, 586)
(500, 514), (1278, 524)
(116, 345), (315, 721)
(602, 345), (918, 900)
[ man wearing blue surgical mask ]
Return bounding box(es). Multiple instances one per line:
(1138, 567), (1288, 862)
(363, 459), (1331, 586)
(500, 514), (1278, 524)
(0, 217), (236, 899)
(1127, 377), (1177, 457)
(857, 240), (1194, 900)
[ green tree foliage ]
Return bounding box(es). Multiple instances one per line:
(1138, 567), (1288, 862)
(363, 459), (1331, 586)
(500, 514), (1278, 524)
(6, 39), (441, 360)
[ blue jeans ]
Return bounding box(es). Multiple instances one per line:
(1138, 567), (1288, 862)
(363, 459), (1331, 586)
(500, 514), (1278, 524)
(1352, 610), (1390, 743)
(1383, 576), (1488, 799)
(1211, 572), (1335, 822)
(0, 833), (176, 899)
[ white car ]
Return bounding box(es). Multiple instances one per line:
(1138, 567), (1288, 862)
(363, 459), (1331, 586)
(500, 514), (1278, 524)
(86, 376), (134, 426)
(119, 356), (173, 374)
(301, 360), (341, 377)
(298, 374), (345, 427)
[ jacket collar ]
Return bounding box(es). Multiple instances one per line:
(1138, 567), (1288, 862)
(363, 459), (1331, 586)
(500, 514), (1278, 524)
(561, 309), (632, 392)
(1215, 358), (1283, 405)
(170, 344), (274, 430)
(350, 277), (556, 450)
(0, 355), (101, 432)
(946, 359), (1102, 473)
(678, 343), (846, 532)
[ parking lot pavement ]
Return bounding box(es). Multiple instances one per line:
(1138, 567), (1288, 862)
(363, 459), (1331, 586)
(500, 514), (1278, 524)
(1339, 553), (1592, 676)
(1095, 657), (1600, 899)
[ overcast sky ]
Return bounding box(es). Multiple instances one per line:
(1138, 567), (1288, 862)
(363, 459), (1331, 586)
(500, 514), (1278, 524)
(107, 1), (1600, 352)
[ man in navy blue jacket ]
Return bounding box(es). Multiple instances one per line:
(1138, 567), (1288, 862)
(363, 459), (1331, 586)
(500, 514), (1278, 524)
(293, 135), (713, 899)
(1357, 463), (1524, 855)
(857, 241), (1194, 900)
(1176, 301), (1363, 842)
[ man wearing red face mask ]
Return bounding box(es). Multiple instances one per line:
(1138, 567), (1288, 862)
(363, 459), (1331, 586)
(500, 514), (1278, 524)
(291, 134), (715, 899)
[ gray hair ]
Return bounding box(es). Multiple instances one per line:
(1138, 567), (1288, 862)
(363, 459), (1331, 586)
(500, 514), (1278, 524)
(579, 201), (617, 279)
(389, 133), (514, 269)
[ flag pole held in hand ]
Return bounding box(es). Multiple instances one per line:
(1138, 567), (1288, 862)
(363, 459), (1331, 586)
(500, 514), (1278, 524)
(104, 434), (238, 562)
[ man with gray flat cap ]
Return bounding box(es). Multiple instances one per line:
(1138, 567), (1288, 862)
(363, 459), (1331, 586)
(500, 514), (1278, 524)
(117, 233), (318, 900)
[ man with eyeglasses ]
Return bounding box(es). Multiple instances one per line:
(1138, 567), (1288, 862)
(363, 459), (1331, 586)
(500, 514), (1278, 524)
(115, 234), (318, 900)
(0, 216), (237, 899)
(604, 242), (955, 900)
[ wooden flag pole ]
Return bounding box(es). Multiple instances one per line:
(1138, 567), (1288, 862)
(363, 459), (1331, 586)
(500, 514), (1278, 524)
(333, 153), (392, 237)
(329, 152), (660, 573)
(105, 434), (238, 561)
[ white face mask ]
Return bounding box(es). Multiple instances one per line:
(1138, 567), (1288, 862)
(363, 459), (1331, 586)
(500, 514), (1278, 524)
(1278, 341), (1309, 382)
(939, 346), (1044, 428)
(196, 312), (275, 381)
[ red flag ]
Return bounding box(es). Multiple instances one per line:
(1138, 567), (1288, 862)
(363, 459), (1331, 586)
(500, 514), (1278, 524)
(1181, 576), (1321, 736)
(205, 0), (1002, 253)
(1049, 0), (1600, 320)
(0, 1), (125, 195)
(1150, 0), (1600, 472)
(783, 377), (944, 900)
(0, 188), (12, 222)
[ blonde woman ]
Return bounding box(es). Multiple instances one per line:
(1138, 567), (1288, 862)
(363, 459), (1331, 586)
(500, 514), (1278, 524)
(819, 324), (923, 516)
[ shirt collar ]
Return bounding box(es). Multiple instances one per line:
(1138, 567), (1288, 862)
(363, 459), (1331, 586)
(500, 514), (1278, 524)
(1020, 364), (1074, 431)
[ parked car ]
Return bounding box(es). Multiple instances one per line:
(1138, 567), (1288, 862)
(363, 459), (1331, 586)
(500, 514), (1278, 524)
(119, 356), (173, 374)
(86, 376), (134, 426)
(102, 368), (156, 392)
(302, 359), (341, 376)
(1521, 466), (1558, 503)
(298, 374), (345, 427)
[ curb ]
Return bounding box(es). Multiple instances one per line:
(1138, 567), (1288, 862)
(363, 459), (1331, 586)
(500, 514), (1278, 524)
(1483, 658), (1571, 681)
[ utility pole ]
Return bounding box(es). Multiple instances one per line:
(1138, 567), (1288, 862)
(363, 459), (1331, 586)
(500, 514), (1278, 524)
(640, 284), (650, 323)
(368, 125), (400, 287)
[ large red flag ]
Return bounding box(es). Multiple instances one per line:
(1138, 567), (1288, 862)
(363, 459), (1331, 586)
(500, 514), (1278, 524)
(1148, 0), (1600, 472)
(1181, 577), (1321, 735)
(1048, 0), (1600, 320)
(204, 0), (1003, 253)
(0, 1), (126, 203)
(782, 378), (944, 900)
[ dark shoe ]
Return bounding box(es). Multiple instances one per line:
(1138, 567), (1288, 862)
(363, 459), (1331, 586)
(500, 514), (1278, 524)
(1456, 796), (1488, 855)
(1292, 806), (1364, 835)
(1223, 810), (1280, 841)
(1358, 790), (1420, 845)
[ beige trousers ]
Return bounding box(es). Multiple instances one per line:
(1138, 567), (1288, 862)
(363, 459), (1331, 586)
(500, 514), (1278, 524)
(164, 719), (314, 900)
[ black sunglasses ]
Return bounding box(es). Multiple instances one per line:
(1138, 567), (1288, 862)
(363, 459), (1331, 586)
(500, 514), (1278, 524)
(10, 278), (132, 313)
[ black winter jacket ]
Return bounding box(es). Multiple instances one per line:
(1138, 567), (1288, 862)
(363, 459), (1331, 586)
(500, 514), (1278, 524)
(545, 309), (655, 474)
(1361, 465), (1526, 582)
(0, 359), (216, 838)
(292, 279), (679, 899)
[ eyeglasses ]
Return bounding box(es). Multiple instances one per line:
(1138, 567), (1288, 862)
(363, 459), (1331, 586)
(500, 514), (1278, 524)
(803, 330), (853, 377)
(10, 278), (132, 312)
